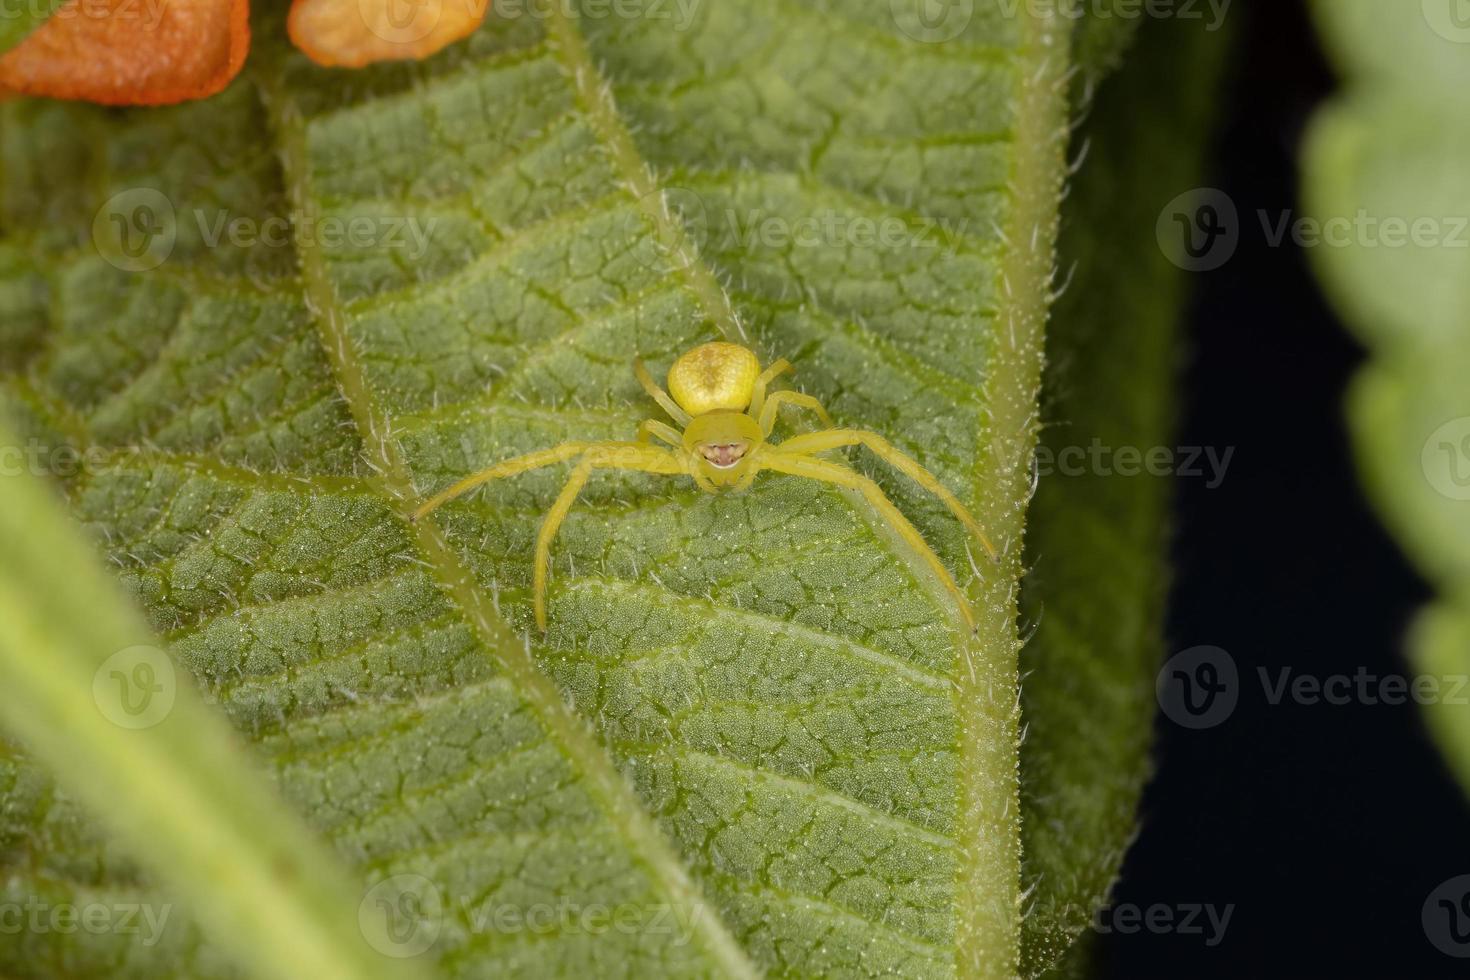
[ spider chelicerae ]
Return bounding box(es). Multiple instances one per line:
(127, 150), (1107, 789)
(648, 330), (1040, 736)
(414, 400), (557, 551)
(412, 341), (996, 630)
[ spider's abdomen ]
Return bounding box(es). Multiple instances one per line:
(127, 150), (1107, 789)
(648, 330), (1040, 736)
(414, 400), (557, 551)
(667, 341), (760, 415)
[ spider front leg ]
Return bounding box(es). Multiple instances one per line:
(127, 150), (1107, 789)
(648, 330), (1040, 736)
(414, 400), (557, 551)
(533, 444), (687, 630)
(759, 452), (977, 633)
(774, 429), (997, 560)
(637, 419), (683, 448)
(747, 357), (792, 419)
(758, 390), (833, 435)
(411, 442), (599, 521)
(633, 358), (691, 425)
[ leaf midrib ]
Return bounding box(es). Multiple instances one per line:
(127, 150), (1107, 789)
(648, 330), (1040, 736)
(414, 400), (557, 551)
(254, 39), (760, 980)
(543, 11), (750, 346)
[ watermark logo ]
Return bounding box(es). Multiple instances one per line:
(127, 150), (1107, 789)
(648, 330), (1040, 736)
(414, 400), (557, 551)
(93, 188), (177, 273)
(93, 645), (176, 729)
(1156, 645), (1238, 729)
(1423, 0), (1470, 43)
(361, 0), (451, 46)
(1424, 875), (1470, 957)
(891, 0), (973, 43)
(359, 873), (444, 958)
(635, 185), (712, 277)
(1423, 417), (1470, 501)
(1156, 187), (1239, 272)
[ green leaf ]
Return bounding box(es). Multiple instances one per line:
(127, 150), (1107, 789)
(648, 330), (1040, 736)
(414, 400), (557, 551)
(1302, 0), (1470, 794)
(0, 422), (428, 980)
(0, 2), (1215, 976)
(1017, 16), (1230, 977)
(0, 0), (62, 56)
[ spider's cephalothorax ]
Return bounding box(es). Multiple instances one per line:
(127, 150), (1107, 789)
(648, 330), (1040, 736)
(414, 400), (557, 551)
(412, 341), (996, 631)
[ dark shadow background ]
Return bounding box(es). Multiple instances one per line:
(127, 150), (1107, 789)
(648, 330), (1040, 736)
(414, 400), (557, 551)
(1094, 1), (1470, 976)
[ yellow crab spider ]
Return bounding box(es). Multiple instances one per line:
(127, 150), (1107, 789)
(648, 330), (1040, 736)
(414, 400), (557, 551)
(411, 341), (998, 631)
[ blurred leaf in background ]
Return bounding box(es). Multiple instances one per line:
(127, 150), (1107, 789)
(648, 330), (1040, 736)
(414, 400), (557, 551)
(1303, 0), (1470, 796)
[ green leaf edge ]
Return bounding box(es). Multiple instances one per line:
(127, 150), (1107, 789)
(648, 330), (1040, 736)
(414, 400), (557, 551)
(1020, 14), (1234, 976)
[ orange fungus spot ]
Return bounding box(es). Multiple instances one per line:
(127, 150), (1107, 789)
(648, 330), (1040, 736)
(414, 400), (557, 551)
(288, 0), (489, 68)
(0, 0), (248, 106)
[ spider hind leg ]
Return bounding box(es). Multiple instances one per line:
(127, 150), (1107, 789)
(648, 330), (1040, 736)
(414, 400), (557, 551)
(759, 452), (977, 633)
(530, 444), (687, 630)
(774, 428), (998, 560)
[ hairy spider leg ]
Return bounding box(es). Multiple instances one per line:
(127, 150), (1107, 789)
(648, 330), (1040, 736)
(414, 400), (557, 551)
(775, 429), (998, 560)
(633, 358), (691, 425)
(748, 358), (792, 417)
(759, 452), (977, 632)
(411, 442), (599, 521)
(637, 419), (684, 448)
(758, 390), (834, 435)
(534, 444), (688, 629)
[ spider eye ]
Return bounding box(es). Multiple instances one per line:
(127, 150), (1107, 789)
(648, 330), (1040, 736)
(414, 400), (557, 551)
(668, 342), (760, 414)
(699, 443), (748, 469)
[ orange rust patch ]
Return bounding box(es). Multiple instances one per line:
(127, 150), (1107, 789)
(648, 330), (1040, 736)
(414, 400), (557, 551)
(288, 0), (488, 68)
(0, 0), (248, 106)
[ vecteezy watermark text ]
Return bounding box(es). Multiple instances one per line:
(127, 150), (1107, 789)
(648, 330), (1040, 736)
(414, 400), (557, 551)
(1034, 441), (1233, 488)
(723, 209), (949, 253)
(1033, 897), (1235, 946)
(492, 0), (701, 29)
(0, 439), (111, 478)
(93, 188), (440, 272)
(0, 0), (167, 30)
(192, 209), (437, 257)
(1091, 901), (1234, 946)
(359, 873), (703, 957)
(892, 0), (1230, 44)
(1258, 209), (1470, 251)
(997, 0), (1231, 30)
(0, 898), (172, 946)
